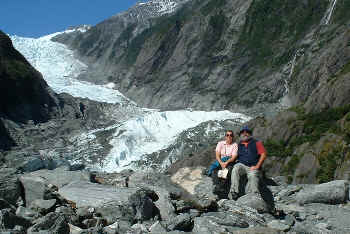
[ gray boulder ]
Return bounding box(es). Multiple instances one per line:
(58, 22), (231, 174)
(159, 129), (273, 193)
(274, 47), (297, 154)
(296, 180), (349, 205)
(218, 200), (266, 227)
(18, 175), (48, 207)
(165, 213), (192, 231)
(128, 173), (178, 221)
(170, 167), (216, 199)
(21, 167), (91, 188)
(29, 199), (56, 215)
(0, 168), (21, 206)
(128, 188), (159, 222)
(0, 209), (32, 230)
(236, 193), (271, 213)
(20, 168), (91, 206)
(192, 212), (249, 233)
(94, 202), (134, 225)
(128, 171), (184, 198)
(58, 181), (138, 208)
(267, 220), (291, 232)
(27, 212), (69, 234)
(170, 167), (218, 212)
(16, 206), (41, 221)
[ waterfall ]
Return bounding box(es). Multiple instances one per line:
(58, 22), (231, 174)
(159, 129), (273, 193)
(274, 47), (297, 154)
(321, 0), (338, 25)
(289, 53), (298, 80)
(289, 49), (304, 80)
(280, 49), (304, 107)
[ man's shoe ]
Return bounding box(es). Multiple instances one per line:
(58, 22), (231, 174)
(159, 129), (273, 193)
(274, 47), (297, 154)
(228, 192), (239, 200)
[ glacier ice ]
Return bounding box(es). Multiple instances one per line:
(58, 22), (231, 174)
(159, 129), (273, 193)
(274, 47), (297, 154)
(100, 110), (250, 172)
(11, 30), (133, 105)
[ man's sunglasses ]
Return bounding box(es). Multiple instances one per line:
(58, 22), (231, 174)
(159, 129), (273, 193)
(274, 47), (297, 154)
(226, 134), (233, 137)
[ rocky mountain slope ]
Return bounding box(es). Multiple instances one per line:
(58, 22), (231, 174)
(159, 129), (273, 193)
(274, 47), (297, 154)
(53, 0), (349, 116)
(0, 30), (60, 150)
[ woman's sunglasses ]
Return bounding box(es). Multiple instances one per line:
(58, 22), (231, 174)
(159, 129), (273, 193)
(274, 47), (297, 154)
(226, 134), (233, 137)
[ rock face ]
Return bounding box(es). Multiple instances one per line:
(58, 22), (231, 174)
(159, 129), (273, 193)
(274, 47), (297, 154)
(53, 0), (350, 115)
(0, 30), (60, 125)
(0, 168), (21, 206)
(0, 30), (61, 151)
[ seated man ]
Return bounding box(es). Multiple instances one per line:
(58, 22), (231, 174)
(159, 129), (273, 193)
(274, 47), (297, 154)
(207, 130), (238, 176)
(228, 126), (267, 200)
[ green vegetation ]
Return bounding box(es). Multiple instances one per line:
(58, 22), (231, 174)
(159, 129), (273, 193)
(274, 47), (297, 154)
(200, 0), (227, 16)
(264, 139), (293, 158)
(332, 0), (350, 24)
(288, 105), (306, 116)
(316, 141), (344, 183)
(201, 11), (228, 55)
(239, 0), (328, 65)
(327, 60), (350, 86)
(287, 105), (350, 146)
(283, 154), (302, 175)
(2, 60), (33, 80)
(265, 105), (350, 182)
(338, 61), (350, 77)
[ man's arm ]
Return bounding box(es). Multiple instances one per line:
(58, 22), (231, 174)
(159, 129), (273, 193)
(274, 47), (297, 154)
(250, 141), (267, 170)
(250, 152), (266, 170)
(223, 153), (238, 167)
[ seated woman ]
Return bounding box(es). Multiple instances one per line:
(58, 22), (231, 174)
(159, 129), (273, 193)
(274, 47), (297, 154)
(207, 130), (238, 176)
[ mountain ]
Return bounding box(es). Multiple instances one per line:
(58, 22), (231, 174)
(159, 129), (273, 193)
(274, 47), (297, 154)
(52, 0), (349, 116)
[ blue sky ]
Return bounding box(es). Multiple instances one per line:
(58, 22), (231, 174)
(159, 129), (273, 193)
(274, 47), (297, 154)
(0, 0), (140, 38)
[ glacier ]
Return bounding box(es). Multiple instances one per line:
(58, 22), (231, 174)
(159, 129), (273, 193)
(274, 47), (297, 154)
(101, 110), (250, 172)
(10, 30), (132, 105)
(10, 22), (251, 172)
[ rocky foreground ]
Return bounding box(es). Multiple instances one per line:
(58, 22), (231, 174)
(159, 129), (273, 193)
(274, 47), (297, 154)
(1, 159), (350, 234)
